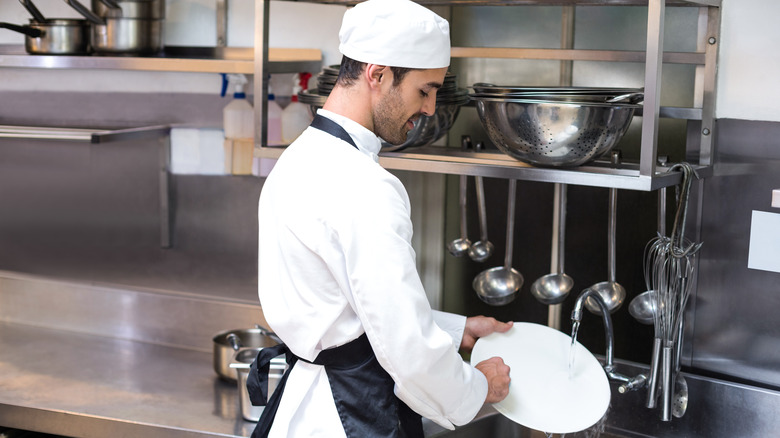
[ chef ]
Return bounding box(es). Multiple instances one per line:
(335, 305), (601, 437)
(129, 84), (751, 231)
(250, 0), (512, 437)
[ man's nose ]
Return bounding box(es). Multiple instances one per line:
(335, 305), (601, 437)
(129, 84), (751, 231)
(421, 93), (437, 116)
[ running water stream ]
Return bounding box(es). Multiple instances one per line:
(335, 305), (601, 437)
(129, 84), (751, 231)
(569, 321), (581, 379)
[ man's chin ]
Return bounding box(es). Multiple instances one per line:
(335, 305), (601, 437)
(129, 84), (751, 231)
(379, 133), (409, 147)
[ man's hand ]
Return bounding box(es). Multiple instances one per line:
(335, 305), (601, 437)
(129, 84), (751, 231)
(461, 316), (513, 353)
(475, 357), (511, 403)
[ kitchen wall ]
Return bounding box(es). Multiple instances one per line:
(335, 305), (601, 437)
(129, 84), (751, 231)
(1, 0), (780, 389)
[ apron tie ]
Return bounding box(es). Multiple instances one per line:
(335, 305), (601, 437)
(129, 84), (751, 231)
(247, 334), (422, 438)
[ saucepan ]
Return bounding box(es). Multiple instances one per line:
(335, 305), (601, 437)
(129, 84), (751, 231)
(91, 0), (165, 20)
(213, 325), (281, 382)
(0, 0), (90, 55)
(64, 0), (164, 55)
(230, 348), (287, 422)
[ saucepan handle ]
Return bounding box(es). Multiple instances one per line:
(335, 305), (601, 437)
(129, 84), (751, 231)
(0, 22), (42, 38)
(62, 0), (105, 25)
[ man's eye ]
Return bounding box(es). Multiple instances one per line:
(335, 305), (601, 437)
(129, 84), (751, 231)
(420, 90), (429, 98)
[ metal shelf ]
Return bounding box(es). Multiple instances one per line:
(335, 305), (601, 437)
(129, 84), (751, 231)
(254, 0), (720, 192)
(254, 145), (711, 191)
(276, 0), (719, 6)
(0, 45), (321, 74)
(0, 124), (170, 143)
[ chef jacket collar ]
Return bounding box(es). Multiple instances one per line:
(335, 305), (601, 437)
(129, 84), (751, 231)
(317, 109), (382, 163)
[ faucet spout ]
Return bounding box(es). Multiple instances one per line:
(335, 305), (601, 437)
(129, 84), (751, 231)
(572, 288), (616, 371)
(571, 288), (646, 391)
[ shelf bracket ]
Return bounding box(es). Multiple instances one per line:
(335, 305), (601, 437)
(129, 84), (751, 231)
(639, 0), (665, 178)
(216, 0), (227, 47)
(255, 0), (270, 150)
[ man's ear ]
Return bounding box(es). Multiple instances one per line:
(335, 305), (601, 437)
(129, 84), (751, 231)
(365, 64), (389, 90)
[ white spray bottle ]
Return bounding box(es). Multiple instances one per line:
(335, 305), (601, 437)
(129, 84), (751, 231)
(222, 73), (254, 174)
(281, 72), (313, 144)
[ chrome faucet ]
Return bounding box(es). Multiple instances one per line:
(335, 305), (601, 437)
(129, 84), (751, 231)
(571, 288), (647, 393)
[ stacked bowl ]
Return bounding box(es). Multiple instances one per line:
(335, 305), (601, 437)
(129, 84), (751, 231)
(300, 65), (469, 151)
(469, 84), (643, 167)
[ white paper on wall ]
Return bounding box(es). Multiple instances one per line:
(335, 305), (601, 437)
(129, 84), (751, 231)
(748, 210), (780, 274)
(170, 128), (226, 175)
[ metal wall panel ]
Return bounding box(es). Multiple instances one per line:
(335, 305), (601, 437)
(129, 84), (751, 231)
(693, 118), (780, 389)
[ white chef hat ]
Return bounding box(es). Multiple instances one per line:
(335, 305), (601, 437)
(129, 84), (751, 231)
(338, 0), (451, 69)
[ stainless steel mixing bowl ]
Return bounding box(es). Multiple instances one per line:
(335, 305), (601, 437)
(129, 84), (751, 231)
(298, 89), (468, 152)
(471, 95), (639, 167)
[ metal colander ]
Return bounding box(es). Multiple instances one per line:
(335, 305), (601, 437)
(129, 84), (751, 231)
(471, 95), (640, 167)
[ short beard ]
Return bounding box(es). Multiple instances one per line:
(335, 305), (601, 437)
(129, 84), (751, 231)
(373, 85), (410, 146)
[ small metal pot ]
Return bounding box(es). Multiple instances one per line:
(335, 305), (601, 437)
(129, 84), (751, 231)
(65, 0), (164, 55)
(213, 327), (280, 382)
(0, 19), (90, 55)
(91, 17), (163, 55)
(230, 348), (287, 422)
(92, 0), (165, 20)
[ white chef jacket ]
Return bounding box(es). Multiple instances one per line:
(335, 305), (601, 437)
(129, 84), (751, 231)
(257, 109), (488, 437)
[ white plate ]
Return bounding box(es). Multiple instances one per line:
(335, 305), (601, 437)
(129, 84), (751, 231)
(470, 322), (611, 434)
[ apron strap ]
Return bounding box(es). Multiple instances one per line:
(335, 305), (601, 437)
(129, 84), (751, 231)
(248, 334), (422, 438)
(310, 114), (358, 150)
(247, 344), (297, 438)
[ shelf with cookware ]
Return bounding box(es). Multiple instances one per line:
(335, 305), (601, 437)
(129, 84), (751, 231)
(0, 44), (320, 74)
(253, 0), (720, 193)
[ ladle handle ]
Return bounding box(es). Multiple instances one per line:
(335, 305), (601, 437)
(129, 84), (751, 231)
(458, 136), (470, 240)
(458, 175), (468, 239)
(607, 186), (617, 282)
(607, 151), (620, 283)
(474, 142), (488, 242)
(555, 183), (567, 275)
(504, 179), (517, 269)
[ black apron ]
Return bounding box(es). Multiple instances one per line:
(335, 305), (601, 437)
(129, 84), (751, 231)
(247, 115), (423, 438)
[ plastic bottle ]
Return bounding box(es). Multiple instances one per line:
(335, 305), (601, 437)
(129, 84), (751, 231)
(254, 88), (283, 177)
(267, 88), (283, 147)
(281, 72), (313, 144)
(222, 73), (255, 174)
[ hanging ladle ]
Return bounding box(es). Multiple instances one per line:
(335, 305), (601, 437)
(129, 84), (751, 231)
(468, 142), (494, 262)
(530, 183), (574, 305)
(585, 151), (626, 314)
(447, 136), (472, 257)
(473, 179), (523, 306)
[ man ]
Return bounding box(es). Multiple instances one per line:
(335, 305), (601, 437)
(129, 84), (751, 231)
(251, 0), (512, 436)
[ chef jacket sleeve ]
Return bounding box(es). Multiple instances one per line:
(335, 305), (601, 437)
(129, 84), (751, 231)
(431, 310), (466, 350)
(335, 169), (487, 430)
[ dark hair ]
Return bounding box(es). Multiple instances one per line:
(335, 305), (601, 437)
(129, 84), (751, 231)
(336, 56), (414, 87)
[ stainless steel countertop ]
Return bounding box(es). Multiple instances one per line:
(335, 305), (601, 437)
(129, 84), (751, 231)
(0, 321), (255, 438)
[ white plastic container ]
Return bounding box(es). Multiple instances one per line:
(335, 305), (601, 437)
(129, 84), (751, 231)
(223, 74), (254, 140)
(267, 92), (283, 146)
(281, 73), (313, 144)
(223, 74), (255, 175)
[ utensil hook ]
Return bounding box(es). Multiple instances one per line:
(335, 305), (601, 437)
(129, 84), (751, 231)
(668, 163), (701, 258)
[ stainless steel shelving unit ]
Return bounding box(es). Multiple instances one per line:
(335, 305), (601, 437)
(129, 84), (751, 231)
(0, 44), (321, 74)
(253, 0), (721, 192)
(0, 42), (321, 248)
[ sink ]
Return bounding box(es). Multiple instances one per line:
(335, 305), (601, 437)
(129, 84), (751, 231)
(424, 407), (629, 438)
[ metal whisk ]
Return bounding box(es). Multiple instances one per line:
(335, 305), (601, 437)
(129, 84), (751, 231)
(646, 162), (702, 421)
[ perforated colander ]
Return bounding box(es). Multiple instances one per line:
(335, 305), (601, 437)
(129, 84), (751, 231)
(472, 95), (639, 167)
